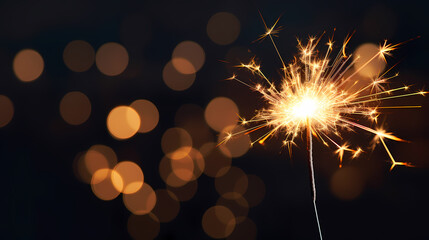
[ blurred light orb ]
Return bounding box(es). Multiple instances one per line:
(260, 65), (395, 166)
(207, 12), (241, 45)
(63, 40), (95, 72)
(161, 127), (193, 159)
(172, 41), (205, 74)
(96, 42), (129, 76)
(112, 161), (144, 194)
(215, 167), (248, 199)
(205, 97), (239, 132)
(218, 125), (251, 158)
(0, 95), (14, 127)
(123, 183), (157, 215)
(107, 106), (140, 140)
(354, 43), (386, 78)
(130, 99), (159, 133)
(330, 166), (365, 200)
(167, 180), (198, 202)
(202, 205), (236, 239)
(200, 142), (231, 178)
(217, 195), (249, 224)
(162, 60), (196, 91)
(91, 168), (122, 201)
(60, 91), (91, 125)
(13, 49), (44, 82)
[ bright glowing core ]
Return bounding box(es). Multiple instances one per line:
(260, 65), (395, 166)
(293, 97), (318, 119)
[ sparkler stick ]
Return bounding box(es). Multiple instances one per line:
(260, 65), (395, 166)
(307, 119), (323, 239)
(221, 14), (425, 239)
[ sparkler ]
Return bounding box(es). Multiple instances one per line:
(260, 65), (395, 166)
(220, 15), (425, 239)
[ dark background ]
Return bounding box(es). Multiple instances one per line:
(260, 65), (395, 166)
(1, 0), (429, 239)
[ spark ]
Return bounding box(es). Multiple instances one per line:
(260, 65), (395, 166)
(225, 25), (424, 171)
(221, 15), (424, 240)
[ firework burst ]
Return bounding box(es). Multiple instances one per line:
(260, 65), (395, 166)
(220, 15), (425, 239)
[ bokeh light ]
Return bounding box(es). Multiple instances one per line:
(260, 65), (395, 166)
(96, 42), (129, 76)
(123, 183), (157, 215)
(215, 167), (248, 199)
(207, 12), (241, 45)
(91, 168), (122, 201)
(128, 213), (160, 240)
(205, 97), (239, 132)
(112, 161), (144, 194)
(354, 43), (386, 78)
(330, 166), (365, 200)
(107, 106), (140, 140)
(202, 205), (236, 239)
(161, 127), (192, 159)
(217, 195), (249, 224)
(0, 95), (14, 127)
(63, 40), (95, 72)
(59, 91), (91, 125)
(130, 99), (159, 133)
(167, 180), (198, 202)
(200, 142), (231, 178)
(162, 60), (196, 91)
(151, 189), (180, 223)
(84, 145), (118, 181)
(159, 156), (190, 187)
(218, 125), (251, 158)
(172, 41), (205, 74)
(13, 49), (44, 82)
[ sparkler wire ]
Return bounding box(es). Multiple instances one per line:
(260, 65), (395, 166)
(307, 119), (323, 239)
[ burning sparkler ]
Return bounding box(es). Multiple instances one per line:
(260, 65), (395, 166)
(220, 15), (425, 240)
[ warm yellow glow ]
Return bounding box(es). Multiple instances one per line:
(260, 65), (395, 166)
(292, 97), (318, 119)
(221, 18), (425, 170)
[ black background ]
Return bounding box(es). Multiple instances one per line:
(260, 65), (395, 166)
(1, 0), (429, 239)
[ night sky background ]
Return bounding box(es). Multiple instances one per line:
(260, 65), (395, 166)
(2, 0), (429, 239)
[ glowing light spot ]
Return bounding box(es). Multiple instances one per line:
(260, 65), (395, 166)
(205, 97), (239, 132)
(63, 40), (95, 72)
(161, 127), (192, 159)
(0, 95), (14, 127)
(162, 60), (196, 91)
(107, 106), (140, 140)
(207, 12), (241, 45)
(123, 183), (156, 215)
(215, 167), (248, 199)
(354, 43), (386, 78)
(202, 205), (236, 239)
(167, 180), (198, 202)
(59, 91), (91, 125)
(96, 42), (129, 76)
(218, 125), (251, 158)
(13, 49), (44, 82)
(217, 195), (249, 224)
(112, 161), (144, 194)
(172, 41), (205, 74)
(200, 142), (231, 178)
(292, 97), (318, 119)
(130, 99), (159, 133)
(91, 169), (122, 201)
